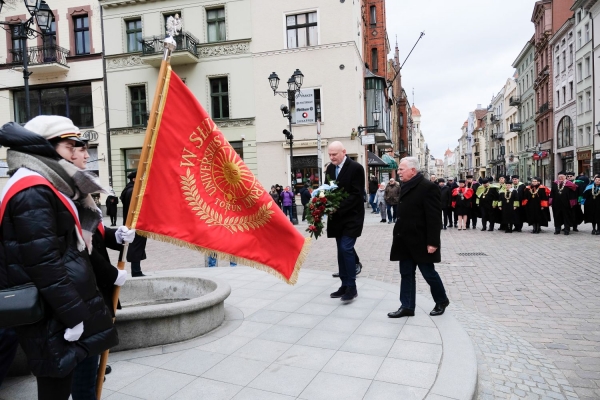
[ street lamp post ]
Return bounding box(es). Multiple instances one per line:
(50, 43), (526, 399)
(268, 69), (304, 225)
(0, 0), (54, 121)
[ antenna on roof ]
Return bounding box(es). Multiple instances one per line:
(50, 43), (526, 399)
(412, 88), (415, 105)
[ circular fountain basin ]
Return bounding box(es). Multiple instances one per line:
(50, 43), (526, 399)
(112, 275), (230, 352)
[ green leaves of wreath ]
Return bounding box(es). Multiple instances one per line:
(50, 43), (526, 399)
(180, 168), (274, 233)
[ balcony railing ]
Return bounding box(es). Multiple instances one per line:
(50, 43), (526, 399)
(509, 96), (521, 106)
(474, 152), (480, 156)
(538, 102), (549, 114)
(491, 114), (501, 123)
(7, 45), (69, 67)
(491, 132), (504, 141)
(510, 123), (522, 132)
(141, 31), (199, 57)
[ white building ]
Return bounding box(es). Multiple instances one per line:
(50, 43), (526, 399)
(572, 1), (595, 174)
(100, 0), (367, 196)
(0, 0), (109, 190)
(489, 87), (505, 179)
(550, 17), (577, 174)
(591, 0), (600, 173)
(503, 78), (518, 177)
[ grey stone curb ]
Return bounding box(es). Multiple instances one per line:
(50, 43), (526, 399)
(359, 277), (478, 400)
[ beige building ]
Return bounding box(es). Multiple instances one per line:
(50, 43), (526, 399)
(100, 0), (366, 196)
(503, 78), (518, 177)
(0, 0), (109, 189)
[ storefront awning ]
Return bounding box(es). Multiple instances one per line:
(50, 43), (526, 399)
(381, 154), (398, 170)
(367, 151), (388, 167)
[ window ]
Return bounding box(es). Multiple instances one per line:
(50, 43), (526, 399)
(126, 19), (142, 52)
(577, 10), (581, 23)
(130, 86), (147, 126)
(556, 90), (560, 107)
(569, 44), (573, 64)
(371, 48), (378, 72)
(569, 81), (573, 99)
(585, 23), (590, 42)
(10, 25), (23, 63)
(586, 126), (592, 145)
(579, 128), (584, 145)
(586, 91), (591, 111)
(562, 51), (566, 71)
(210, 77), (229, 119)
(555, 56), (560, 74)
(369, 6), (376, 25)
(578, 95), (583, 113)
(13, 84), (93, 127)
(42, 18), (57, 62)
(73, 15), (90, 55)
(577, 63), (583, 81)
(207, 8), (225, 42)
(230, 141), (243, 160)
(585, 57), (590, 76)
(562, 87), (566, 105)
(286, 12), (317, 49)
(557, 116), (573, 148)
(124, 148), (142, 178)
(577, 30), (581, 48)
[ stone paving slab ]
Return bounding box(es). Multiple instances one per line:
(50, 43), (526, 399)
(1, 267), (476, 400)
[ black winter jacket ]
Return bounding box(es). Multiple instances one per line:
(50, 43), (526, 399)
(120, 181), (147, 262)
(0, 122), (118, 378)
(89, 226), (122, 317)
(439, 185), (452, 209)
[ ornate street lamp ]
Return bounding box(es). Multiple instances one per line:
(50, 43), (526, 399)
(357, 109), (381, 135)
(35, 1), (52, 33)
(24, 0), (42, 15)
(267, 69), (305, 225)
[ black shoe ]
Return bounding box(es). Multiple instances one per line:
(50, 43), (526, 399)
(465, 226), (470, 229)
(472, 225), (476, 229)
(592, 230), (596, 235)
(481, 227), (487, 231)
(573, 227), (579, 232)
(388, 221), (392, 224)
(514, 229), (522, 232)
(371, 211), (378, 214)
(430, 300), (450, 316)
(105, 365), (112, 375)
(387, 307), (414, 318)
(330, 286), (347, 298)
(380, 219), (386, 223)
(487, 228), (494, 231)
(132, 273), (146, 277)
(454, 224), (458, 227)
(564, 231), (570, 235)
(554, 230), (560, 235)
(341, 286), (358, 302)
(332, 272), (340, 278)
(447, 225), (453, 228)
(356, 262), (362, 275)
(443, 226), (447, 230)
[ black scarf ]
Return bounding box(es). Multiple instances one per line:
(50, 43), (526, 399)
(400, 172), (423, 196)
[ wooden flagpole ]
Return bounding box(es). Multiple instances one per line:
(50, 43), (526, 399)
(95, 39), (175, 399)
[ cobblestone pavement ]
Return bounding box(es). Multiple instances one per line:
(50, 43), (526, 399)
(107, 210), (600, 400)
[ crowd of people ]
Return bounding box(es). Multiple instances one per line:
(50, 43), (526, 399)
(424, 172), (600, 235)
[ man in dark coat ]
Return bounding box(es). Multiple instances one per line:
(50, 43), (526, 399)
(105, 190), (119, 226)
(299, 183), (311, 221)
(121, 171), (147, 277)
(568, 171), (586, 231)
(326, 141), (365, 302)
(368, 175), (379, 213)
(550, 171), (579, 235)
(476, 178), (499, 231)
(388, 157), (449, 318)
(510, 175), (526, 232)
(438, 178), (452, 229)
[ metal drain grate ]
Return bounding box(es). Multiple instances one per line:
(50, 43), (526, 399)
(457, 252), (487, 256)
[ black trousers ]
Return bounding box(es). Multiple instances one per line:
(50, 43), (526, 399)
(37, 372), (74, 400)
(441, 208), (450, 227)
(467, 207), (478, 228)
(480, 207), (495, 229)
(0, 328), (18, 387)
(447, 208), (457, 225)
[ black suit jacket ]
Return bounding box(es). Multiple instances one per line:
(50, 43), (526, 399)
(325, 157), (365, 238)
(390, 174), (441, 263)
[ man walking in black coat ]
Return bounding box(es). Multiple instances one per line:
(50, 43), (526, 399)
(388, 157), (449, 318)
(446, 177), (458, 227)
(438, 178), (451, 229)
(326, 141), (365, 302)
(121, 171), (148, 277)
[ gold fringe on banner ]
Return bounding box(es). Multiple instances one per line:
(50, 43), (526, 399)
(136, 230), (311, 285)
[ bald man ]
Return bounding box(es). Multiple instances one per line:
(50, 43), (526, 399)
(325, 141), (365, 302)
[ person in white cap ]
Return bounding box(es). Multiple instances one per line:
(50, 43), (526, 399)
(0, 116), (119, 400)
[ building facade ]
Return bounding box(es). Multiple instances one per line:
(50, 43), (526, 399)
(551, 17), (577, 174)
(512, 37), (537, 180)
(504, 78), (519, 177)
(0, 0), (109, 189)
(572, 0), (595, 175)
(489, 88), (506, 179)
(100, 0), (367, 195)
(591, 0), (600, 173)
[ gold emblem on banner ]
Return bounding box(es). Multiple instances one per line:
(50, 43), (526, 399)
(179, 119), (273, 233)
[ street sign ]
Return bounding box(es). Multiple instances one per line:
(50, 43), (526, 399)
(360, 134), (375, 145)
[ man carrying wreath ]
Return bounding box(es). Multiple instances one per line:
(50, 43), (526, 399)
(326, 141), (365, 302)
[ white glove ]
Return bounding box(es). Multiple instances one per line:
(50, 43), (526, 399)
(114, 268), (128, 286)
(64, 322), (84, 342)
(115, 226), (136, 244)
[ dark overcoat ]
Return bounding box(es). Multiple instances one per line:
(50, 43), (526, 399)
(120, 182), (147, 262)
(390, 174), (441, 263)
(325, 157), (365, 238)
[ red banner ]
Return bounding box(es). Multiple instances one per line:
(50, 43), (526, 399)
(133, 67), (309, 284)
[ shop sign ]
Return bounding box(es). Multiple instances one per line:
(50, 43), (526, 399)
(360, 134), (375, 145)
(283, 139), (327, 149)
(294, 89), (315, 124)
(577, 150), (592, 160)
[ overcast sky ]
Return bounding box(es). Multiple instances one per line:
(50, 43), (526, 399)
(386, 0), (540, 159)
